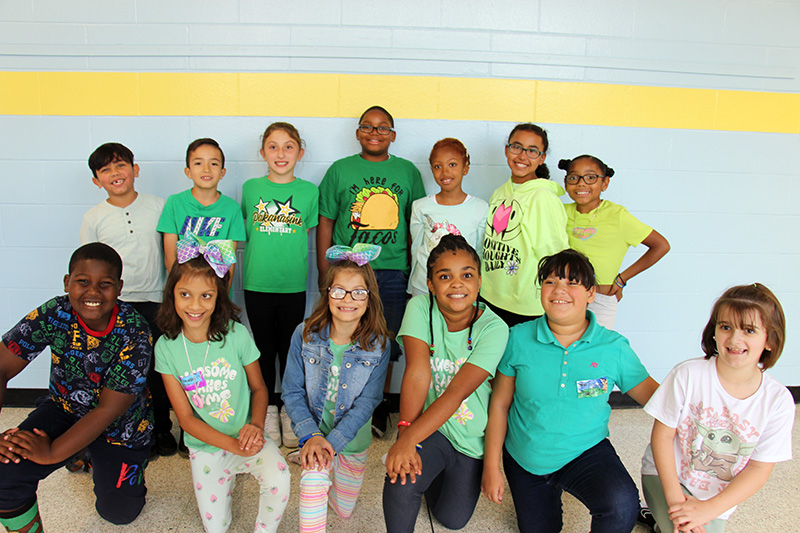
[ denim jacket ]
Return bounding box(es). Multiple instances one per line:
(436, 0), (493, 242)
(281, 322), (389, 455)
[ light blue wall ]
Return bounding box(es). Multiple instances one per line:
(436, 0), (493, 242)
(2, 0), (799, 389)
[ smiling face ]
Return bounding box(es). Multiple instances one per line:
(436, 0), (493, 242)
(564, 157), (609, 214)
(505, 130), (546, 183)
(261, 128), (304, 182)
(356, 109), (396, 162)
(64, 259), (122, 332)
(173, 273), (218, 340)
(430, 146), (469, 195)
(427, 249), (481, 317)
(540, 268), (595, 328)
(328, 269), (369, 329)
(714, 307), (770, 373)
(184, 144), (226, 191)
(92, 158), (139, 202)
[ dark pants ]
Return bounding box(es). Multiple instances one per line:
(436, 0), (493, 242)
(383, 431), (483, 532)
(244, 290), (306, 406)
(0, 398), (149, 525)
(374, 270), (409, 362)
(482, 298), (539, 328)
(129, 301), (172, 434)
(503, 439), (639, 533)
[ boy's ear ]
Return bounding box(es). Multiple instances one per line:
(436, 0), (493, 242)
(117, 278), (124, 297)
(63, 274), (70, 293)
(184, 167), (191, 179)
(92, 177), (102, 189)
(220, 168), (226, 179)
(133, 163), (140, 177)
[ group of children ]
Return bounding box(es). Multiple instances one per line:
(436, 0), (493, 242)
(0, 105), (793, 533)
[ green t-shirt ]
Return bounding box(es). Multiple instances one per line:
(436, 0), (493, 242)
(319, 154), (426, 272)
(155, 322), (260, 453)
(157, 189), (246, 241)
(241, 176), (319, 292)
(564, 200), (652, 285)
(397, 295), (509, 459)
(320, 340), (372, 455)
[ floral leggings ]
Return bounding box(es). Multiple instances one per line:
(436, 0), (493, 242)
(189, 439), (291, 533)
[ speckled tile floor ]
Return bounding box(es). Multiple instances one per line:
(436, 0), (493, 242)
(1, 407), (797, 532)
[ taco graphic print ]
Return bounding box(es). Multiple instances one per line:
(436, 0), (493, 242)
(349, 186), (399, 231)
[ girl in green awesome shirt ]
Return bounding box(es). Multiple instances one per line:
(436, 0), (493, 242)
(383, 235), (509, 532)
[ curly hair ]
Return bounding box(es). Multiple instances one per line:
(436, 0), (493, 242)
(558, 154), (615, 178)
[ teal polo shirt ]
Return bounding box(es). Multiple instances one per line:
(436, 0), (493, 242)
(497, 311), (649, 475)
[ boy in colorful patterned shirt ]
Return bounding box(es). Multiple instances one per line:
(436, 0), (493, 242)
(0, 243), (153, 531)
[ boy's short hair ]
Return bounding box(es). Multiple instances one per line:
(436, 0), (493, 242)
(359, 106), (394, 128)
(88, 143), (134, 178)
(536, 249), (596, 290)
(69, 242), (123, 280)
(185, 138), (225, 168)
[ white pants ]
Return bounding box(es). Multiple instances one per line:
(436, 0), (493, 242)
(589, 292), (618, 330)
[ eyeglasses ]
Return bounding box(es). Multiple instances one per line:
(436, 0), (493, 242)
(328, 287), (370, 301)
(358, 124), (394, 135)
(506, 143), (544, 159)
(565, 174), (605, 185)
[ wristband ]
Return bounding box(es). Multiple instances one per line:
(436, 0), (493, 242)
(415, 444), (423, 450)
(614, 274), (627, 288)
(298, 432), (323, 448)
(397, 420), (412, 428)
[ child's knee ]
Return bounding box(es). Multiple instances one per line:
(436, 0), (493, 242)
(300, 469), (331, 494)
(96, 494), (145, 525)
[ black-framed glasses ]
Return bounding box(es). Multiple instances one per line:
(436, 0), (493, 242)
(565, 173), (604, 185)
(328, 287), (370, 301)
(506, 143), (544, 159)
(358, 124), (394, 135)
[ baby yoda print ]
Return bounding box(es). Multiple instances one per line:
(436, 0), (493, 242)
(690, 420), (756, 482)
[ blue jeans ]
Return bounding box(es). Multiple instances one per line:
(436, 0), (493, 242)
(503, 439), (639, 533)
(375, 269), (409, 361)
(383, 431), (482, 532)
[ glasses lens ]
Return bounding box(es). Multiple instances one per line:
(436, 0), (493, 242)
(352, 289), (369, 300)
(358, 124), (373, 133)
(376, 126), (392, 135)
(566, 175), (579, 184)
(526, 148), (542, 158)
(329, 288), (346, 299)
(507, 143), (523, 155)
(583, 174), (599, 184)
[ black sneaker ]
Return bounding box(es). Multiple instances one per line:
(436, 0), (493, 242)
(637, 506), (656, 532)
(371, 398), (390, 438)
(152, 431), (178, 457)
(65, 449), (91, 473)
(178, 429), (189, 458)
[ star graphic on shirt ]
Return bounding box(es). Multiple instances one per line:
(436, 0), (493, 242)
(254, 198), (269, 213)
(274, 196), (299, 217)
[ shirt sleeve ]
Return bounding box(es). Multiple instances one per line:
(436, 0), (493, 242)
(235, 323), (261, 367)
(306, 183), (320, 230)
(318, 163), (339, 220)
(154, 337), (178, 376)
(466, 315), (509, 378)
(619, 207), (653, 247)
(473, 200), (489, 256)
(750, 385), (795, 463)
(397, 295), (431, 347)
(1, 299), (56, 362)
(613, 335), (651, 394)
(496, 328), (519, 377)
(407, 165), (426, 219)
(226, 198), (247, 242)
(530, 189), (569, 258)
(157, 195), (178, 234)
(79, 212), (98, 244)
(643, 363), (685, 428)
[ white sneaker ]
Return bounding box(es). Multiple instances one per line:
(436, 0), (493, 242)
(265, 405), (281, 446)
(280, 406), (299, 448)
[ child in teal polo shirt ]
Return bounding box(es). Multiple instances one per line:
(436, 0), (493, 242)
(482, 249), (658, 533)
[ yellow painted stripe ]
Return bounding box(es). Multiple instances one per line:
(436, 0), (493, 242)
(1, 72), (798, 133)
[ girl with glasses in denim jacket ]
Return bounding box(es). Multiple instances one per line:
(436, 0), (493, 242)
(282, 244), (390, 533)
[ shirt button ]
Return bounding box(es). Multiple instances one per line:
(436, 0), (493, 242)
(345, 363), (351, 368)
(562, 373), (566, 377)
(561, 383), (565, 388)
(364, 361), (370, 366)
(563, 361), (567, 365)
(309, 358), (315, 364)
(339, 405), (345, 410)
(564, 350), (568, 355)
(342, 383), (347, 389)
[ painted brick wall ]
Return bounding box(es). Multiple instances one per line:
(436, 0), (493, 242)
(1, 0), (798, 389)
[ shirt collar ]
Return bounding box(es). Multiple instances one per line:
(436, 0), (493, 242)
(535, 310), (599, 347)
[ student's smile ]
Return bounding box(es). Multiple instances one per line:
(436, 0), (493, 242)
(714, 308), (770, 373)
(431, 146), (468, 194)
(427, 249), (481, 318)
(64, 259), (122, 332)
(540, 273), (595, 327)
(328, 271), (369, 327)
(174, 274), (218, 338)
(565, 159), (609, 214)
(356, 109), (395, 162)
(185, 144), (226, 190)
(261, 129), (304, 181)
(505, 131), (545, 183)
(92, 158), (139, 198)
